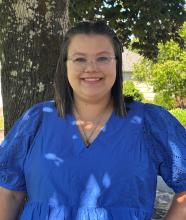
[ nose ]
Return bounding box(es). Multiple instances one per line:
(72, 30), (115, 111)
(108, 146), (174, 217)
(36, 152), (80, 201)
(84, 60), (98, 72)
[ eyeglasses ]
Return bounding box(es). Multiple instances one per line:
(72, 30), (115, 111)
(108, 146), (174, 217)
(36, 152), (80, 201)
(67, 56), (116, 70)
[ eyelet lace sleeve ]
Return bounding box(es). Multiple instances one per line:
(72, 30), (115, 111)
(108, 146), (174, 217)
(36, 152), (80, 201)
(0, 103), (43, 192)
(144, 104), (186, 193)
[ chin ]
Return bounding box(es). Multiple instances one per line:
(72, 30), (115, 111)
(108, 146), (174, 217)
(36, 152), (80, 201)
(82, 91), (111, 101)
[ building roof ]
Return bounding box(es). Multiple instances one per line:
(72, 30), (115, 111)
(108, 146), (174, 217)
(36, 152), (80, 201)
(122, 48), (142, 72)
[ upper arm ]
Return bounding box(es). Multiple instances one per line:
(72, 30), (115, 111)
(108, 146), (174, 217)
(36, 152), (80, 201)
(144, 104), (186, 193)
(0, 187), (26, 203)
(0, 103), (43, 191)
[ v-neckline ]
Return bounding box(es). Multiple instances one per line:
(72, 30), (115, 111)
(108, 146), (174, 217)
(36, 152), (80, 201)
(69, 110), (115, 152)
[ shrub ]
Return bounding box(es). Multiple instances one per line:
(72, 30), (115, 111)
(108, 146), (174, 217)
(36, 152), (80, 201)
(143, 99), (154, 104)
(170, 108), (186, 127)
(153, 92), (176, 110)
(123, 81), (144, 101)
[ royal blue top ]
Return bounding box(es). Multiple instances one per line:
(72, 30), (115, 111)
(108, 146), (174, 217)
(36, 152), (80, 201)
(0, 100), (186, 220)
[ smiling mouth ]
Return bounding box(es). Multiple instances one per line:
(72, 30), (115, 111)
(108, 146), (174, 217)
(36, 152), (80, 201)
(81, 77), (103, 82)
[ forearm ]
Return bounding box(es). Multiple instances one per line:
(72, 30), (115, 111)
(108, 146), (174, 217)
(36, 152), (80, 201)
(0, 197), (20, 220)
(0, 187), (25, 220)
(164, 192), (186, 220)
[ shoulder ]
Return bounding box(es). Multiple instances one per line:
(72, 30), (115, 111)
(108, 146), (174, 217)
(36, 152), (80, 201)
(21, 100), (57, 121)
(9, 100), (56, 138)
(126, 100), (172, 119)
(142, 103), (186, 150)
(125, 100), (145, 116)
(125, 100), (163, 114)
(143, 103), (181, 129)
(125, 100), (183, 130)
(25, 100), (56, 115)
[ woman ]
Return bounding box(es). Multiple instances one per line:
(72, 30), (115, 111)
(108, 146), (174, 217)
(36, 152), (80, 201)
(0, 21), (186, 220)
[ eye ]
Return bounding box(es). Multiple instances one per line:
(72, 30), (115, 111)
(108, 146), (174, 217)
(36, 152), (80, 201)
(96, 56), (110, 62)
(74, 57), (87, 63)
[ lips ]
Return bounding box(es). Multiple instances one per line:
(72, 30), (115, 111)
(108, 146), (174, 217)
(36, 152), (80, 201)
(80, 77), (103, 84)
(81, 77), (103, 81)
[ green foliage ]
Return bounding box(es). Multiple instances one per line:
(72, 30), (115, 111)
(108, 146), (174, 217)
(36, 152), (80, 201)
(179, 22), (186, 41)
(133, 22), (186, 108)
(69, 0), (186, 59)
(142, 99), (154, 105)
(153, 92), (176, 110)
(133, 58), (153, 82)
(123, 80), (144, 101)
(170, 108), (186, 127)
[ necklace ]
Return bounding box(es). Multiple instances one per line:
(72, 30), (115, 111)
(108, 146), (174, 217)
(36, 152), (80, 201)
(79, 115), (103, 148)
(73, 102), (111, 148)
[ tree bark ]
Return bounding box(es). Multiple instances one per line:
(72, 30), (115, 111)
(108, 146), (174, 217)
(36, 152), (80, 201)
(0, 0), (69, 134)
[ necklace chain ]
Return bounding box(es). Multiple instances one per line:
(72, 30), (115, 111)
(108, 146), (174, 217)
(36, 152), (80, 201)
(73, 103), (111, 148)
(79, 115), (103, 147)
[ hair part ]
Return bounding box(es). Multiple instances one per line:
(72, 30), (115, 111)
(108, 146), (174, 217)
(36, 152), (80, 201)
(54, 20), (127, 117)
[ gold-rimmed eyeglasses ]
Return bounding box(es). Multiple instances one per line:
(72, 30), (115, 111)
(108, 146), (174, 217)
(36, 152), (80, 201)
(67, 56), (116, 70)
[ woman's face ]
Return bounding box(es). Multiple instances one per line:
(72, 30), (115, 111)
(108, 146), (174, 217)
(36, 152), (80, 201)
(66, 34), (116, 102)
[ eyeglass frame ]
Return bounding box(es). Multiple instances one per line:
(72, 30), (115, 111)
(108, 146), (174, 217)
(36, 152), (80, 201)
(66, 55), (116, 70)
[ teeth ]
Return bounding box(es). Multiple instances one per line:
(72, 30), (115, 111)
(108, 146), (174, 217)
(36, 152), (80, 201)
(83, 78), (100, 81)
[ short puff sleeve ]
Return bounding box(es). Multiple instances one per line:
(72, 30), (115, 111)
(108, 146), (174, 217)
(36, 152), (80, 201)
(0, 103), (43, 192)
(144, 104), (186, 193)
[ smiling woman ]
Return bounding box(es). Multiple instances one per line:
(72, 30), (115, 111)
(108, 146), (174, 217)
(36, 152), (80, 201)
(0, 21), (186, 220)
(54, 21), (125, 118)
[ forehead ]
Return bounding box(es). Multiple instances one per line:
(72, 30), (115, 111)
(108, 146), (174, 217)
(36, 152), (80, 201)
(68, 34), (114, 55)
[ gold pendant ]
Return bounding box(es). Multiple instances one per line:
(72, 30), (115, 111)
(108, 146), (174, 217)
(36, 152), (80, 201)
(85, 139), (90, 147)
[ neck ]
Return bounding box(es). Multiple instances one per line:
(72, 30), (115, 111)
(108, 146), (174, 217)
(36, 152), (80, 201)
(73, 95), (113, 122)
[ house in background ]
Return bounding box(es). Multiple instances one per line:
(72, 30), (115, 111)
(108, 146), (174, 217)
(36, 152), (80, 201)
(122, 48), (155, 101)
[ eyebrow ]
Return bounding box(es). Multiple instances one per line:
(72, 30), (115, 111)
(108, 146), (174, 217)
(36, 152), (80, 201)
(96, 51), (113, 55)
(71, 52), (86, 56)
(71, 51), (113, 56)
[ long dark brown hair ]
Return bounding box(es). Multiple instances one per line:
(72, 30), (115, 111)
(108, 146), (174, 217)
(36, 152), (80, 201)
(54, 20), (127, 117)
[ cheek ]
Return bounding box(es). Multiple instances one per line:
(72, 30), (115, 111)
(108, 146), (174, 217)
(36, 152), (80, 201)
(108, 67), (117, 85)
(67, 66), (76, 84)
(111, 74), (116, 88)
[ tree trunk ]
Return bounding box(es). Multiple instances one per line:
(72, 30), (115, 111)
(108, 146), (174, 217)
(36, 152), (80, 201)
(0, 0), (69, 134)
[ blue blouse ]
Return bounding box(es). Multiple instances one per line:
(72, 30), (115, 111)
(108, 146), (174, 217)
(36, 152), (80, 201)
(0, 100), (186, 220)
